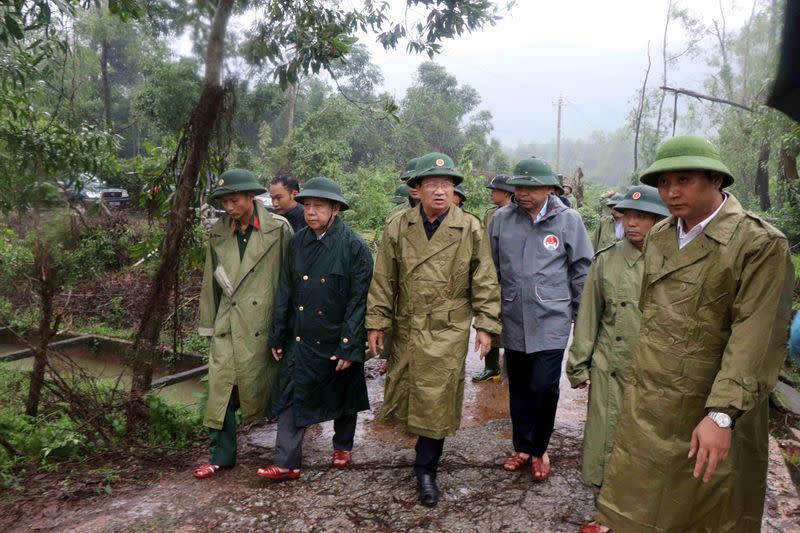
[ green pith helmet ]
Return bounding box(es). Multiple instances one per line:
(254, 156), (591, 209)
(606, 193), (624, 207)
(508, 157), (564, 195)
(486, 174), (515, 194)
(209, 168), (267, 200)
(614, 185), (670, 218)
(407, 152), (464, 187)
(454, 185), (467, 202)
(400, 157), (420, 181)
(391, 184), (409, 204)
(294, 176), (349, 211)
(639, 135), (734, 188)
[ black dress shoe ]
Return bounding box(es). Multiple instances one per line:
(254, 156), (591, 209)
(416, 471), (439, 507)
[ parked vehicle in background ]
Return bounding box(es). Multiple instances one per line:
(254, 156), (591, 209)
(255, 193), (275, 211)
(60, 174), (131, 208)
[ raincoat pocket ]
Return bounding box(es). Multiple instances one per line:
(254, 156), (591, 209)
(535, 285), (570, 302)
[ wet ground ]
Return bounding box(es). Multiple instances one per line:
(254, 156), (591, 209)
(8, 332), (800, 532)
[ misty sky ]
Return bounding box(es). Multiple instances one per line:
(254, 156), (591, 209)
(352, 0), (753, 146)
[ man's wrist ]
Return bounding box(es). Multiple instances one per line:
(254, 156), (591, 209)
(706, 409), (737, 429)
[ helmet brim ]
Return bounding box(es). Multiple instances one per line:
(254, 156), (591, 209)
(295, 190), (349, 211)
(209, 185), (267, 200)
(407, 169), (463, 188)
(614, 199), (670, 217)
(640, 155), (734, 188)
(507, 177), (564, 195)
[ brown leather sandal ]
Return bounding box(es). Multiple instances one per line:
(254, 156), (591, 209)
(256, 465), (301, 480)
(332, 450), (352, 469)
(503, 452), (532, 472)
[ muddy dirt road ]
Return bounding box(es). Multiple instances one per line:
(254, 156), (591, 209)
(10, 334), (800, 532)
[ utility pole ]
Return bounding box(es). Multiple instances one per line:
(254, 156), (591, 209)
(555, 95), (563, 174)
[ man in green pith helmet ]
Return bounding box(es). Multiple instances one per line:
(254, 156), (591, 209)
(584, 136), (794, 533)
(193, 168), (293, 479)
(472, 174), (515, 383)
(452, 185), (466, 208)
(391, 183), (409, 206)
(257, 177), (372, 480)
(590, 193), (623, 252)
(367, 152), (501, 508)
(489, 156), (593, 482)
(386, 157), (421, 224)
(566, 185), (668, 493)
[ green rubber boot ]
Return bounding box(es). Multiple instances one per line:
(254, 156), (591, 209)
(472, 348), (501, 382)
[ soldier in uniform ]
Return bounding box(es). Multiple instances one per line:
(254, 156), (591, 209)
(590, 193), (624, 251)
(488, 157), (593, 481)
(193, 169), (293, 479)
(566, 185), (669, 491)
(563, 184), (578, 208)
(452, 185), (467, 208)
(390, 184), (409, 206)
(473, 174), (515, 383)
(385, 157), (420, 224)
(257, 177), (373, 480)
(585, 136), (794, 533)
(366, 152), (501, 507)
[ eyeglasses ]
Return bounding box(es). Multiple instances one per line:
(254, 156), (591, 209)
(420, 179), (455, 191)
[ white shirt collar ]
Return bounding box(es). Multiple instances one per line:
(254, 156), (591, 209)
(676, 193), (727, 249)
(534, 199), (549, 223)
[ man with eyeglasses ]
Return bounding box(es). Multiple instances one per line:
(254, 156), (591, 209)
(366, 152), (501, 508)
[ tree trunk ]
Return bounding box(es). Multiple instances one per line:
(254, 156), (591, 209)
(755, 139), (771, 211)
(100, 39), (113, 131)
(25, 243), (57, 417)
(781, 147), (799, 182)
(634, 42), (652, 172)
(126, 0), (235, 430)
(654, 0), (673, 139)
(283, 82), (298, 138)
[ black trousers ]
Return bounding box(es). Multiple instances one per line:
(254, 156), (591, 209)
(274, 406), (357, 470)
(414, 436), (445, 476)
(505, 348), (564, 457)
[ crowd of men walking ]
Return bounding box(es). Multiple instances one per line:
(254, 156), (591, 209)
(190, 134), (795, 533)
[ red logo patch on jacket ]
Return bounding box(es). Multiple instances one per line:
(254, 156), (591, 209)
(543, 234), (559, 251)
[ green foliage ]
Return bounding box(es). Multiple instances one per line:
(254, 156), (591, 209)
(0, 363), (202, 482)
(577, 206), (600, 233)
(339, 166), (396, 232)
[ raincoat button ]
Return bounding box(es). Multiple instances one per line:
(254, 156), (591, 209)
(231, 302), (236, 306)
(219, 333), (226, 338)
(615, 336), (622, 341)
(321, 278), (326, 284)
(298, 306), (304, 312)
(252, 301), (257, 305)
(668, 337), (675, 344)
(303, 275), (309, 280)
(295, 336), (301, 342)
(658, 388), (665, 396)
(316, 341), (321, 346)
(610, 371), (617, 378)
(620, 302), (626, 307)
(342, 338), (349, 344)
(255, 332), (260, 337)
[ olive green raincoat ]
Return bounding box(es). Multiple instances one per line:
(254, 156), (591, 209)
(596, 195), (794, 532)
(590, 215), (617, 252)
(566, 238), (644, 486)
(198, 203), (293, 429)
(366, 206), (502, 439)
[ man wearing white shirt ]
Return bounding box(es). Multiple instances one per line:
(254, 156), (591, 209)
(585, 136), (793, 533)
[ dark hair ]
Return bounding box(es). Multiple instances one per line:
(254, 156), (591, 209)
(270, 175), (300, 193)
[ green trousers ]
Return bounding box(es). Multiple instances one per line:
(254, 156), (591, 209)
(209, 394), (237, 467)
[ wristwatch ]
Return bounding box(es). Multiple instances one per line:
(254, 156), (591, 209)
(707, 411), (733, 429)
